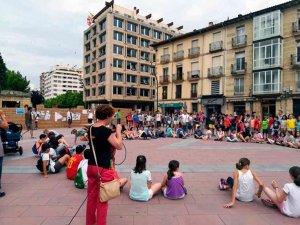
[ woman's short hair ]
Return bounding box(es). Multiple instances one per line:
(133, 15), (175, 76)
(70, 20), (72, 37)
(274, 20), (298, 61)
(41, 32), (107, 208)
(95, 105), (115, 120)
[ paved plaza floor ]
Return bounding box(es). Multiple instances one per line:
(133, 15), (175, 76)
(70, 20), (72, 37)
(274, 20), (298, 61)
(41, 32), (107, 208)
(1, 128), (300, 225)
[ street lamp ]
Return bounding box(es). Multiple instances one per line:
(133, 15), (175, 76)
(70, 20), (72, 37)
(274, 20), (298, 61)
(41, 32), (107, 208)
(79, 78), (87, 109)
(150, 61), (159, 112)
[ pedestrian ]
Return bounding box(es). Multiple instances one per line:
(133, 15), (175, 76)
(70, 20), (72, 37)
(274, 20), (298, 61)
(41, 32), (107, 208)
(34, 108), (40, 129)
(116, 109), (121, 124)
(22, 107), (34, 138)
(67, 108), (73, 128)
(88, 110), (94, 124)
(0, 110), (8, 197)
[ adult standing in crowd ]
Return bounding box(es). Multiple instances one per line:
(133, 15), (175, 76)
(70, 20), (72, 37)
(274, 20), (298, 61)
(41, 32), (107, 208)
(34, 108), (40, 130)
(67, 108), (72, 128)
(0, 110), (8, 197)
(116, 109), (121, 124)
(88, 110), (94, 124)
(156, 110), (162, 128)
(22, 107), (34, 138)
(86, 105), (123, 225)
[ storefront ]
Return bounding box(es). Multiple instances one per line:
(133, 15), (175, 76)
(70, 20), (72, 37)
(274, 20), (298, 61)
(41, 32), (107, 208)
(200, 95), (224, 117)
(158, 102), (183, 114)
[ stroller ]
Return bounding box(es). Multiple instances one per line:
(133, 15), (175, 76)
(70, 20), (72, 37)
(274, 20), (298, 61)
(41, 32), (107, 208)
(1, 122), (23, 155)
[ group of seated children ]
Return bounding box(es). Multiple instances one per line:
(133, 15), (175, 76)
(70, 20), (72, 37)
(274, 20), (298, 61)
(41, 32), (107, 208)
(219, 157), (300, 218)
(121, 125), (166, 140)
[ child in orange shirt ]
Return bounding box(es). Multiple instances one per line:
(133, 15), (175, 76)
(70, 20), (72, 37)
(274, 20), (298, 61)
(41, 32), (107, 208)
(66, 145), (85, 180)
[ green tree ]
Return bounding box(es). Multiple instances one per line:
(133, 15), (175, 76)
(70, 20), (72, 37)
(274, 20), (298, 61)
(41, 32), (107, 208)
(5, 70), (30, 92)
(44, 91), (84, 108)
(0, 53), (7, 90)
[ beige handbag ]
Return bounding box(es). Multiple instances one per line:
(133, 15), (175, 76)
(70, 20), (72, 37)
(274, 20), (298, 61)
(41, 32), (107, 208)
(89, 126), (120, 202)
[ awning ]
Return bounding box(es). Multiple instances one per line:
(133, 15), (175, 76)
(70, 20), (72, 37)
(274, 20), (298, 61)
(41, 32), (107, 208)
(158, 102), (183, 108)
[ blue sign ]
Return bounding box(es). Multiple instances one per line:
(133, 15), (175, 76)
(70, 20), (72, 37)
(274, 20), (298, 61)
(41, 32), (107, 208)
(16, 108), (25, 114)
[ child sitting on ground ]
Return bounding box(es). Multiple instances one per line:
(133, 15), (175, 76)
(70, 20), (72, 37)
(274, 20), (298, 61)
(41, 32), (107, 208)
(138, 126), (149, 139)
(194, 126), (205, 139)
(71, 128), (88, 145)
(251, 129), (264, 143)
(261, 166), (300, 218)
(32, 134), (48, 155)
(161, 160), (187, 200)
(282, 131), (295, 148)
(165, 125), (177, 138)
(221, 158), (264, 208)
(66, 145), (85, 180)
(176, 125), (188, 139)
(215, 127), (225, 141)
(129, 155), (161, 201)
(75, 149), (90, 189)
(226, 130), (238, 142)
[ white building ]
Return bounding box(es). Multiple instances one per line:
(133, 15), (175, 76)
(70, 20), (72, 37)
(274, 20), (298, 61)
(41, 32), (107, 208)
(40, 65), (83, 99)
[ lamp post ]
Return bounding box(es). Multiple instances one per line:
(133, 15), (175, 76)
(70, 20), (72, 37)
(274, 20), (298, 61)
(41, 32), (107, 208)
(150, 61), (158, 112)
(79, 78), (87, 109)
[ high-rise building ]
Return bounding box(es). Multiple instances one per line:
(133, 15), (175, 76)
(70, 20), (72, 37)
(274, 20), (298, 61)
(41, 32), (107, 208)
(82, 1), (182, 111)
(153, 0), (300, 116)
(40, 65), (83, 100)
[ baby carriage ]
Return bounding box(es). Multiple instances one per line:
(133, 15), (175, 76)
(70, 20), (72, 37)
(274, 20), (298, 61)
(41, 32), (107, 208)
(1, 122), (23, 155)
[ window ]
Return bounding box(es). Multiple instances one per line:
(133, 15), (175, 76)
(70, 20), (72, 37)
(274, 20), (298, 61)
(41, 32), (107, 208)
(99, 60), (106, 69)
(141, 26), (150, 36)
(191, 83), (197, 97)
(213, 32), (221, 42)
(127, 48), (137, 58)
(113, 31), (123, 41)
(127, 87), (137, 96)
(100, 19), (106, 30)
(113, 59), (123, 68)
(177, 44), (183, 51)
(297, 42), (300, 63)
(85, 78), (90, 85)
(92, 88), (96, 96)
(92, 63), (96, 72)
(127, 61), (137, 70)
(127, 35), (137, 45)
(127, 22), (137, 32)
(99, 73), (105, 82)
(85, 89), (90, 97)
(297, 72), (300, 91)
(99, 46), (106, 57)
(85, 31), (91, 41)
(127, 74), (136, 83)
(236, 26), (245, 44)
(100, 33), (106, 43)
(98, 86), (105, 95)
(92, 51), (96, 59)
(141, 39), (150, 48)
(163, 67), (168, 76)
(212, 56), (221, 67)
(191, 62), (199, 77)
(140, 76), (150, 85)
(113, 86), (123, 95)
(162, 86), (168, 99)
(114, 17), (123, 28)
(192, 39), (198, 48)
(140, 89), (149, 97)
(85, 54), (90, 63)
(165, 34), (172, 40)
(176, 85), (182, 98)
(253, 38), (281, 69)
(140, 64), (149, 72)
(113, 45), (123, 55)
(153, 30), (161, 39)
(253, 69), (281, 94)
(234, 78), (244, 95)
(253, 10), (281, 40)
(85, 43), (91, 51)
(211, 80), (220, 95)
(113, 73), (123, 82)
(141, 51), (150, 61)
(235, 52), (245, 70)
(85, 66), (90, 74)
(92, 39), (97, 47)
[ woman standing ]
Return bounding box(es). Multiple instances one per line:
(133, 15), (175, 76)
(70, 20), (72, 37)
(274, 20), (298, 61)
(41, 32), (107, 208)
(0, 110), (8, 197)
(86, 105), (123, 225)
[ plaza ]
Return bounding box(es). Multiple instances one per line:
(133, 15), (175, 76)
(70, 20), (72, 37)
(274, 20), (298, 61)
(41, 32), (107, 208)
(1, 128), (300, 225)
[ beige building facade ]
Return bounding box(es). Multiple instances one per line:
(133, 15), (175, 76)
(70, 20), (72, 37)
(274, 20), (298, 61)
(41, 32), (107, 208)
(153, 0), (300, 117)
(82, 1), (182, 111)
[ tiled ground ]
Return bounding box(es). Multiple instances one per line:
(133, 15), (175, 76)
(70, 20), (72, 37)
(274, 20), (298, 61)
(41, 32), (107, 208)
(1, 128), (300, 225)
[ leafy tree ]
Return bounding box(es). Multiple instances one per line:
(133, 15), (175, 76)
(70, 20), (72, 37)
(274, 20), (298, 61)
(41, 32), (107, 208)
(0, 53), (7, 90)
(44, 91), (84, 108)
(5, 70), (30, 92)
(31, 90), (44, 108)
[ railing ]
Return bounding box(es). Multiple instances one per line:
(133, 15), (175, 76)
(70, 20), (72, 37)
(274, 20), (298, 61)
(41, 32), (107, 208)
(159, 75), (170, 84)
(172, 73), (184, 82)
(209, 41), (223, 52)
(291, 54), (300, 69)
(188, 47), (200, 58)
(187, 70), (200, 80)
(191, 91), (198, 98)
(160, 54), (170, 64)
(232, 35), (247, 48)
(231, 62), (247, 75)
(208, 66), (223, 78)
(292, 21), (300, 34)
(173, 51), (184, 61)
(253, 84), (281, 95)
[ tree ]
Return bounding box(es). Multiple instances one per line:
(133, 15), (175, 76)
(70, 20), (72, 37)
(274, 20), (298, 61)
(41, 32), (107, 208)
(44, 91), (84, 108)
(5, 70), (30, 92)
(31, 90), (44, 108)
(0, 53), (7, 90)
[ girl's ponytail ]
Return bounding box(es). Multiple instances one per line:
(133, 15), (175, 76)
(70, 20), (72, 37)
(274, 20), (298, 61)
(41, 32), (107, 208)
(236, 158), (250, 170)
(167, 160), (179, 180)
(289, 166), (300, 186)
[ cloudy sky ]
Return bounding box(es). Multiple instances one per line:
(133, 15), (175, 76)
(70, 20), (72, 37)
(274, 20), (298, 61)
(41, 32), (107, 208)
(0, 0), (288, 89)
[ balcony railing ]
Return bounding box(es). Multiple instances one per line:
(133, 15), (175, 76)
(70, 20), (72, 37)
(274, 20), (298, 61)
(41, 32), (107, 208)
(187, 70), (200, 80)
(208, 66), (223, 78)
(209, 41), (223, 52)
(160, 54), (170, 64)
(188, 47), (200, 58)
(292, 21), (300, 35)
(191, 91), (198, 98)
(172, 73), (184, 82)
(253, 84), (281, 95)
(159, 75), (170, 84)
(173, 51), (184, 62)
(232, 35), (247, 48)
(291, 54), (300, 69)
(231, 62), (247, 75)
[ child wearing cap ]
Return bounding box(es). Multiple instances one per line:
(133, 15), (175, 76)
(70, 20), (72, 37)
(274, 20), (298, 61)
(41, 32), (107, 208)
(66, 145), (86, 180)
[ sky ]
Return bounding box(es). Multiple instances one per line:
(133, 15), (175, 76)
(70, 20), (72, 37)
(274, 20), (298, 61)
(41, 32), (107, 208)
(0, 0), (289, 90)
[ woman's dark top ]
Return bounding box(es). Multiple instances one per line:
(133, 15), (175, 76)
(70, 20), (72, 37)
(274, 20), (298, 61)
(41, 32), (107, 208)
(88, 126), (112, 168)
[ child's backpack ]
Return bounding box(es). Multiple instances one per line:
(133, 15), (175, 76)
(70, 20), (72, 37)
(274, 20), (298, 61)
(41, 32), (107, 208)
(36, 157), (49, 172)
(74, 168), (85, 189)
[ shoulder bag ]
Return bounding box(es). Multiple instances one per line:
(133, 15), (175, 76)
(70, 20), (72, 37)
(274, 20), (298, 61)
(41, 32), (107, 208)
(89, 126), (120, 202)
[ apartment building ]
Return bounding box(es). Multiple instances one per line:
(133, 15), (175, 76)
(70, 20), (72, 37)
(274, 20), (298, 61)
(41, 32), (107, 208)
(82, 1), (182, 111)
(40, 65), (83, 100)
(153, 0), (300, 117)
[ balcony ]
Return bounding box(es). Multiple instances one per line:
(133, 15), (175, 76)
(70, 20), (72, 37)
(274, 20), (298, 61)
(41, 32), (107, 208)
(173, 50), (184, 62)
(291, 54), (300, 69)
(191, 91), (198, 98)
(292, 21), (300, 35)
(159, 75), (170, 84)
(209, 41), (223, 52)
(172, 73), (184, 83)
(160, 54), (170, 64)
(208, 66), (223, 78)
(232, 35), (247, 48)
(187, 70), (200, 81)
(188, 47), (200, 58)
(253, 83), (281, 95)
(231, 62), (247, 75)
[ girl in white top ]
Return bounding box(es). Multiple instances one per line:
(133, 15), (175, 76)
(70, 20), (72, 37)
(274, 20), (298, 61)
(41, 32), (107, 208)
(262, 166), (300, 218)
(223, 158), (264, 208)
